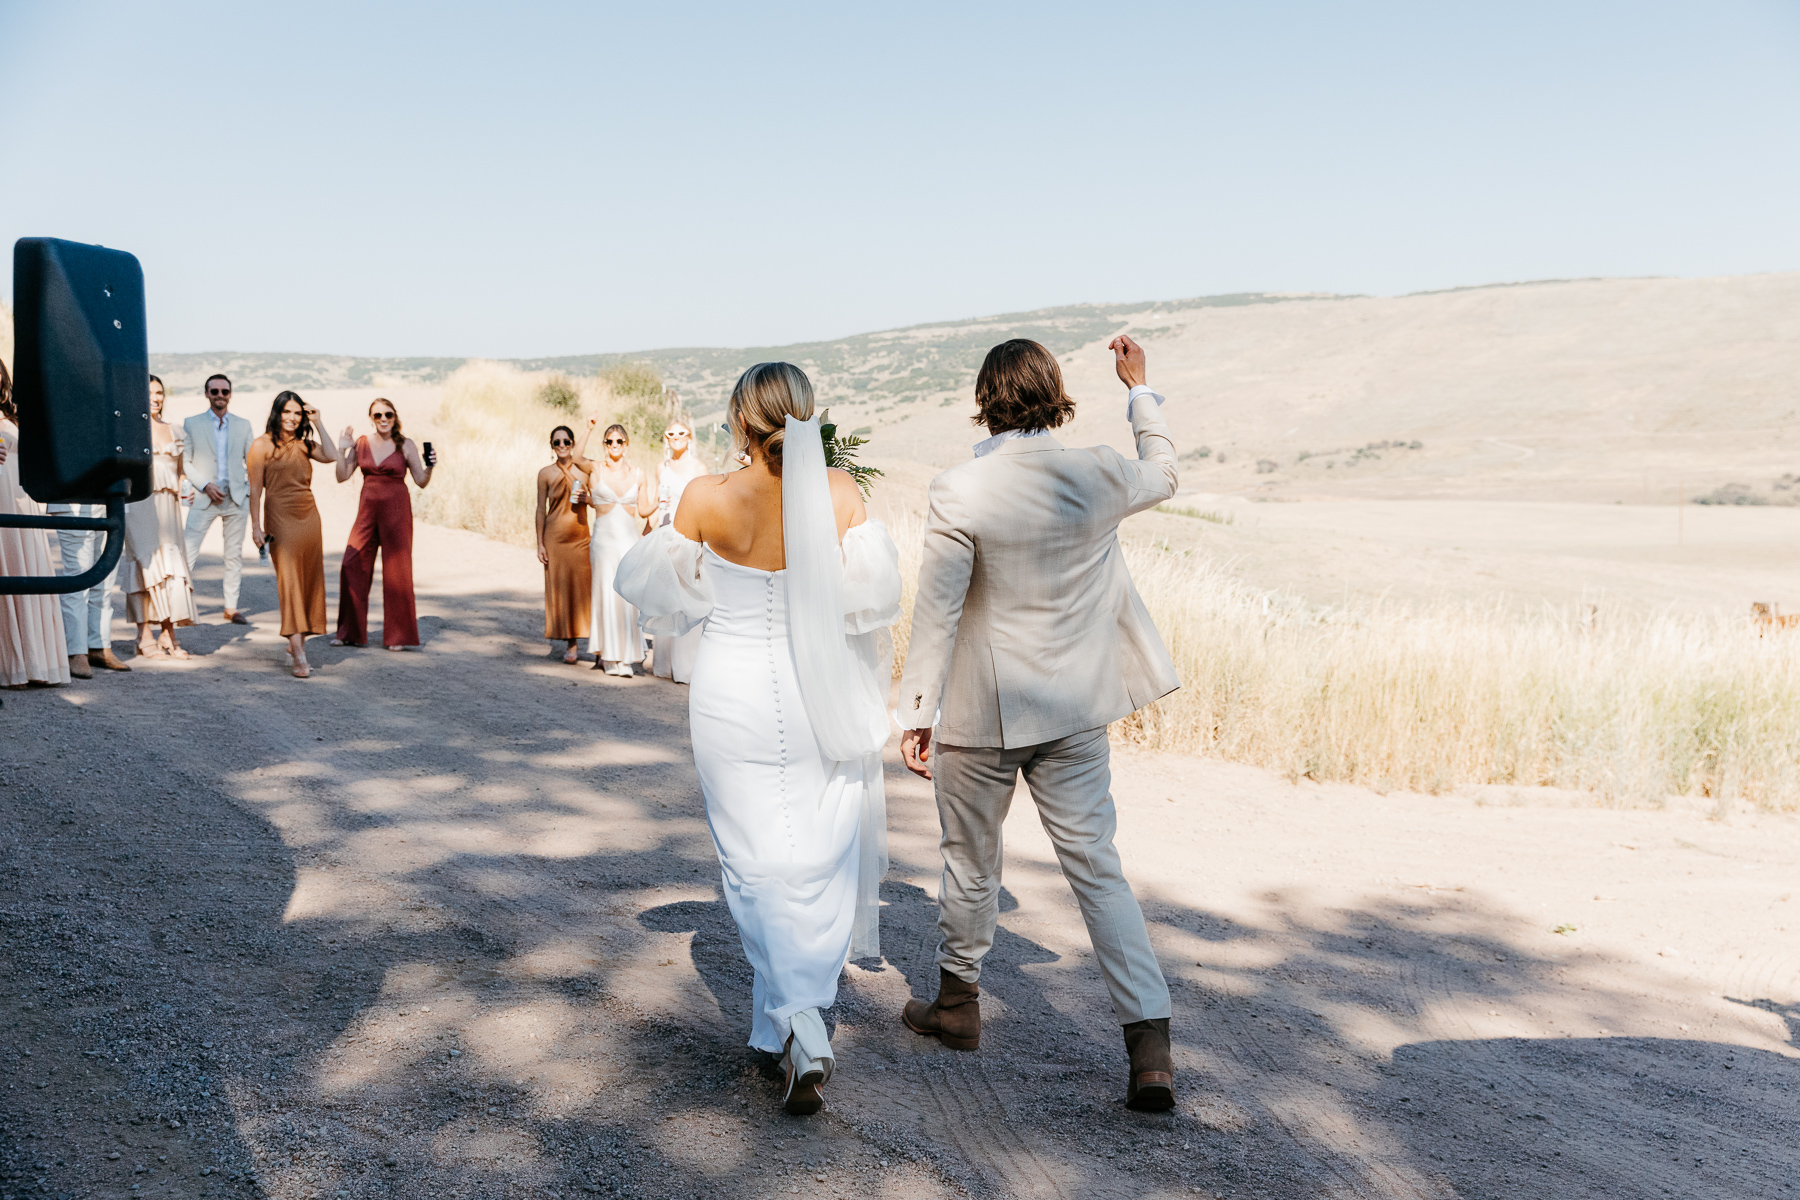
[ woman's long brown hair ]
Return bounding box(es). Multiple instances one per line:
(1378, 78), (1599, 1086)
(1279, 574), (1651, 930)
(265, 391), (315, 446)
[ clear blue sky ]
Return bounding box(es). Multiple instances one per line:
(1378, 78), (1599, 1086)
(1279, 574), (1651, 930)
(4, 1), (1798, 358)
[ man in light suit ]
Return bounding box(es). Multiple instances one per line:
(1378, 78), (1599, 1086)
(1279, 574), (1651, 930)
(182, 373), (254, 623)
(898, 334), (1181, 1111)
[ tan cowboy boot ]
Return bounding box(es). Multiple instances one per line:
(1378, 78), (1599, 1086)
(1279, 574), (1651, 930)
(901, 968), (981, 1050)
(88, 647), (132, 672)
(1123, 1018), (1176, 1111)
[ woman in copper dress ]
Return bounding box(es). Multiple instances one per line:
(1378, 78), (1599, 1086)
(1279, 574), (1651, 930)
(536, 423), (593, 664)
(332, 398), (434, 650)
(249, 392), (340, 678)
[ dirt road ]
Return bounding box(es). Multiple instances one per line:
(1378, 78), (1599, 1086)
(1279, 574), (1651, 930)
(2, 477), (1797, 1200)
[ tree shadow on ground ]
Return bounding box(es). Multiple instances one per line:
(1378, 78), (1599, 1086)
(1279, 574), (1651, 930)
(12, 565), (1799, 1200)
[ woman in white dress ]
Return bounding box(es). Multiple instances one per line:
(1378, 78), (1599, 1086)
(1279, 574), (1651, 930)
(581, 423), (646, 675)
(616, 363), (900, 1116)
(119, 376), (198, 658)
(644, 418), (710, 684)
(0, 358), (71, 687)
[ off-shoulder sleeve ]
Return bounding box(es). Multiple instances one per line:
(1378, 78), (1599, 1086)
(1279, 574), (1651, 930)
(841, 519), (901, 634)
(614, 524), (712, 637)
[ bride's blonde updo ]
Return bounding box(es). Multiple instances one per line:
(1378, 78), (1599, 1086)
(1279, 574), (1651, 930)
(728, 362), (814, 478)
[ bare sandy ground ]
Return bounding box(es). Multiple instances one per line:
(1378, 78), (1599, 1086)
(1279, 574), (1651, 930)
(2, 427), (1798, 1200)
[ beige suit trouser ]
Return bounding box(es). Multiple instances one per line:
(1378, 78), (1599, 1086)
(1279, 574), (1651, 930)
(932, 727), (1171, 1024)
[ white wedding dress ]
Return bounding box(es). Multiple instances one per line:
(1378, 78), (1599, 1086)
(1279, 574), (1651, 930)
(615, 417), (900, 1054)
(584, 468), (645, 671)
(649, 461), (706, 683)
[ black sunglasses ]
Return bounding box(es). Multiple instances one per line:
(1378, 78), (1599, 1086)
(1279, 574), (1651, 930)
(207, 387), (231, 396)
(371, 411), (395, 420)
(603, 437), (626, 445)
(551, 438), (573, 447)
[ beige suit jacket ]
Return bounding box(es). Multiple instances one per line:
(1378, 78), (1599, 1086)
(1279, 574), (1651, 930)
(898, 391), (1182, 748)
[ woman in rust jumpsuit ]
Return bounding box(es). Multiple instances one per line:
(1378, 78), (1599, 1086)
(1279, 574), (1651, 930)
(333, 398), (434, 649)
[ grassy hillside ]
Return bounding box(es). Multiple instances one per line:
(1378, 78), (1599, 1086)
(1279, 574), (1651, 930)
(147, 291), (1329, 411)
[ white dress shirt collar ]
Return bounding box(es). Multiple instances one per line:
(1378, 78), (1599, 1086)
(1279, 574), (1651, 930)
(972, 427), (1050, 458)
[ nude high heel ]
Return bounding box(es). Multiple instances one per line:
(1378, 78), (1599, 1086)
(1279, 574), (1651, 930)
(781, 1008), (834, 1115)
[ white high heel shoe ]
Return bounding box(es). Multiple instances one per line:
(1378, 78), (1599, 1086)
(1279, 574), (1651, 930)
(782, 1008), (834, 1115)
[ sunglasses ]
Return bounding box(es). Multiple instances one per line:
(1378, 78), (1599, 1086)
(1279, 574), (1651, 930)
(372, 411), (395, 420)
(207, 387), (231, 397)
(604, 438), (626, 445)
(551, 438), (573, 447)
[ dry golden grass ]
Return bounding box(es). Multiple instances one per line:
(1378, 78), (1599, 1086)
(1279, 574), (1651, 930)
(416, 360), (693, 547)
(888, 523), (1800, 810)
(1115, 543), (1800, 810)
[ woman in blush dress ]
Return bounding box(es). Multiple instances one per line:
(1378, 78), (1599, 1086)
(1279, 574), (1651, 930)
(249, 391), (340, 678)
(119, 375), (198, 659)
(0, 358), (70, 687)
(616, 363), (900, 1116)
(582, 423), (646, 675)
(535, 424), (592, 664)
(332, 398), (434, 650)
(645, 418), (710, 683)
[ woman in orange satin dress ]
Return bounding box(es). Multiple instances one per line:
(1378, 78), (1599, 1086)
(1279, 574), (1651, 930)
(249, 391), (340, 678)
(333, 398), (434, 649)
(535, 423), (592, 664)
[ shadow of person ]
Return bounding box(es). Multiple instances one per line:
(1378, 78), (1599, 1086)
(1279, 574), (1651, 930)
(1726, 995), (1800, 1045)
(873, 878), (1092, 1054)
(638, 895), (754, 1033)
(1381, 1036), (1800, 1195)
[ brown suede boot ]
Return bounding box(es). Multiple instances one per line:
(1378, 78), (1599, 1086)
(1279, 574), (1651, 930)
(901, 969), (981, 1050)
(68, 654), (93, 680)
(88, 648), (132, 672)
(1123, 1018), (1175, 1111)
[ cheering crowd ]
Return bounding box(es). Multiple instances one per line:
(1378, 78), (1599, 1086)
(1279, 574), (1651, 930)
(0, 366), (434, 684)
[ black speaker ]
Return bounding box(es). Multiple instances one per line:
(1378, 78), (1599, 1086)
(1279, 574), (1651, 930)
(12, 237), (152, 504)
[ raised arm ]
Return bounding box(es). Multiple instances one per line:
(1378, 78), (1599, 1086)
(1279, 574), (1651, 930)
(307, 406), (340, 464)
(335, 427), (359, 482)
(1108, 333), (1177, 512)
(572, 417), (599, 473)
(404, 439), (434, 488)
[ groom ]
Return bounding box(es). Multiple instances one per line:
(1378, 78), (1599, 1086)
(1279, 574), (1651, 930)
(898, 334), (1181, 1111)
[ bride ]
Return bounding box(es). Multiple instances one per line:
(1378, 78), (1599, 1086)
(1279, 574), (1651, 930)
(615, 362), (900, 1115)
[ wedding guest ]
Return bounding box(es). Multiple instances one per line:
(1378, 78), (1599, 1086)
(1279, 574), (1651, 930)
(333, 398), (434, 649)
(182, 374), (254, 624)
(48, 383), (131, 672)
(615, 362), (901, 1115)
(583, 423), (646, 675)
(119, 375), (198, 658)
(898, 335), (1180, 1112)
(0, 358), (70, 687)
(646, 418), (708, 683)
(248, 392), (339, 678)
(536, 423), (591, 664)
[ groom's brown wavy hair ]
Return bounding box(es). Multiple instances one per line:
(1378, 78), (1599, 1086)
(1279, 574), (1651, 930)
(974, 339), (1076, 433)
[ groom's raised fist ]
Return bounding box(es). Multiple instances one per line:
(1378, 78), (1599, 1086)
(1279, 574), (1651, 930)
(1110, 333), (1147, 390)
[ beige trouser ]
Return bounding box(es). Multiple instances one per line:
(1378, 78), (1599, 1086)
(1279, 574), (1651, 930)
(932, 726), (1171, 1024)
